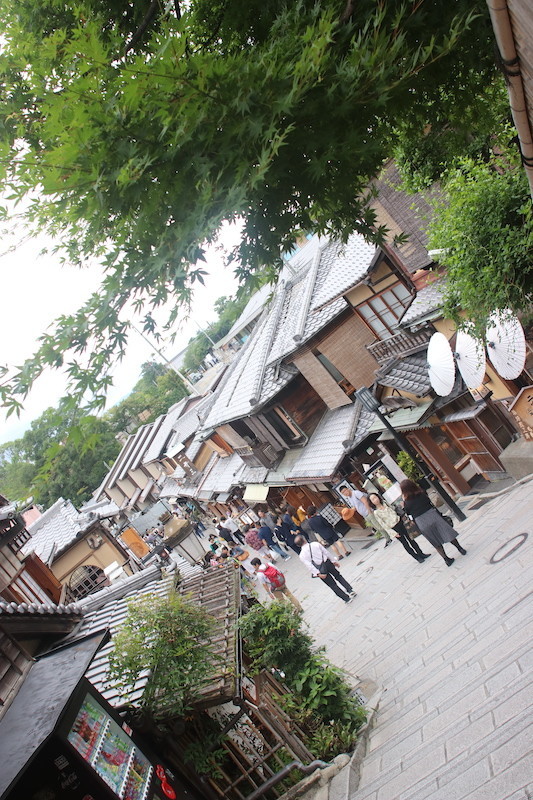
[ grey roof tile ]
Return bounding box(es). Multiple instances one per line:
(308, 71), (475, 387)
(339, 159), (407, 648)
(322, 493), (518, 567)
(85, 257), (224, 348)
(142, 398), (190, 463)
(311, 236), (377, 311)
(400, 277), (447, 326)
(23, 498), (94, 563)
(376, 352), (432, 395)
(287, 402), (373, 481)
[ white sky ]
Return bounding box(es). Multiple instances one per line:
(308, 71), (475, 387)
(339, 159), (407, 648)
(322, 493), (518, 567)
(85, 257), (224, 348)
(0, 222), (242, 445)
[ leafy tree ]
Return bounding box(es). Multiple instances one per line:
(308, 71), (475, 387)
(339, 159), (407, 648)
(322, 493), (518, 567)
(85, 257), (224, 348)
(108, 591), (217, 720)
(0, 441), (36, 502)
(33, 416), (121, 507)
(428, 142), (533, 334)
(0, 0), (500, 412)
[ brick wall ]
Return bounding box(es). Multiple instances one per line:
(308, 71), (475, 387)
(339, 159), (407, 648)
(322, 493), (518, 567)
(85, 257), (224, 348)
(317, 313), (379, 390)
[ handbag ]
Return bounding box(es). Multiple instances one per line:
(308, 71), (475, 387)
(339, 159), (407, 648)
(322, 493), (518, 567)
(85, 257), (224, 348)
(308, 544), (331, 576)
(438, 509), (455, 528)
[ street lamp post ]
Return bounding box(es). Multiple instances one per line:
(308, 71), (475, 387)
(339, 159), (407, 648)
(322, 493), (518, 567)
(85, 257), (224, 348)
(356, 388), (466, 522)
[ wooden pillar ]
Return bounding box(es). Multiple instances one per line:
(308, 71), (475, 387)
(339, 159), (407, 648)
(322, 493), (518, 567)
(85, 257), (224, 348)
(408, 429), (471, 495)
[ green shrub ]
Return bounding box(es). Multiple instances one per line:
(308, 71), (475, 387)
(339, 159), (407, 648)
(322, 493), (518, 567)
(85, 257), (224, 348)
(239, 602), (366, 757)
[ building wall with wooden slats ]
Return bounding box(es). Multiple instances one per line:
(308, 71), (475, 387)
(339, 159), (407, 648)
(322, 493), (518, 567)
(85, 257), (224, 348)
(316, 313), (379, 391)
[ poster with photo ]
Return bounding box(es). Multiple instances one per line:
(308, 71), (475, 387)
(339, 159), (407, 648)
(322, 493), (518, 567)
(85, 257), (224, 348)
(67, 695), (108, 762)
(92, 719), (132, 795)
(122, 748), (153, 800)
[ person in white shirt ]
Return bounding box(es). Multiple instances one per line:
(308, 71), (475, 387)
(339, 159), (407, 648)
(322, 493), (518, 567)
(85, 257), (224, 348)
(294, 535), (356, 604)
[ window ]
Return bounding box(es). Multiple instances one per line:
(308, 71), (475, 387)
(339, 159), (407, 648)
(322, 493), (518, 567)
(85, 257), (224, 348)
(357, 283), (412, 339)
(263, 407), (306, 446)
(68, 564), (107, 600)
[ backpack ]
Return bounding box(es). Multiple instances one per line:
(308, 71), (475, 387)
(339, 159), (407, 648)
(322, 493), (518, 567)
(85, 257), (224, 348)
(263, 564), (286, 589)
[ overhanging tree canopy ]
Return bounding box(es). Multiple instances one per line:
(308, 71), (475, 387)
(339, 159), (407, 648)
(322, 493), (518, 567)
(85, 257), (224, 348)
(0, 0), (499, 412)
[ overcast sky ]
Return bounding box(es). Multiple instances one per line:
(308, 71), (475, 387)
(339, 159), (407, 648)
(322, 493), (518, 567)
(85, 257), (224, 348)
(0, 222), (241, 445)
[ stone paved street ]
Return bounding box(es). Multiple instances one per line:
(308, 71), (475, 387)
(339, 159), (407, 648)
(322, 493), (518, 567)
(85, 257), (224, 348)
(266, 478), (533, 800)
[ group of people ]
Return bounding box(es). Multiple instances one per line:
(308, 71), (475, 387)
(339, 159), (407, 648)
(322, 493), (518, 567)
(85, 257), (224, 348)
(204, 478), (467, 615)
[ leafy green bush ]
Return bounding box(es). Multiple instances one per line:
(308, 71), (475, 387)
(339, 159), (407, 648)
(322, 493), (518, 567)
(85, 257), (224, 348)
(108, 592), (217, 720)
(428, 141), (533, 334)
(239, 602), (366, 758)
(396, 451), (423, 481)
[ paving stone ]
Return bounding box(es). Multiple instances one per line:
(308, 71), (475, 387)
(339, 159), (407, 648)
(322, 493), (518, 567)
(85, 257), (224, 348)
(489, 727), (533, 776)
(462, 755), (533, 800)
(288, 481), (532, 800)
(445, 712), (496, 761)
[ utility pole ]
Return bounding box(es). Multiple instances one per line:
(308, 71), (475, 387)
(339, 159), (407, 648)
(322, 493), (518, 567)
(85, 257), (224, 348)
(131, 325), (196, 393)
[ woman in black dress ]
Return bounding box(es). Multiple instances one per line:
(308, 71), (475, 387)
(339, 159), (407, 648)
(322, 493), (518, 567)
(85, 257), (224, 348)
(400, 480), (466, 567)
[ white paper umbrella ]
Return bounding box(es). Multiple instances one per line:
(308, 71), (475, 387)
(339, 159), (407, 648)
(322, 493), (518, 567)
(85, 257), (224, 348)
(454, 330), (486, 388)
(427, 332), (456, 396)
(486, 311), (526, 380)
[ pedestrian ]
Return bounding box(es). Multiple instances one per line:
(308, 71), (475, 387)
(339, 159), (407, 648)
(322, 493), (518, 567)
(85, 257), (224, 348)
(258, 524), (290, 561)
(306, 506), (351, 559)
(257, 507), (278, 532)
(368, 493), (430, 563)
(243, 524), (276, 560)
(224, 514), (245, 544)
(400, 479), (466, 566)
(274, 515), (301, 554)
(294, 535), (356, 604)
(339, 484), (389, 542)
(250, 558), (303, 612)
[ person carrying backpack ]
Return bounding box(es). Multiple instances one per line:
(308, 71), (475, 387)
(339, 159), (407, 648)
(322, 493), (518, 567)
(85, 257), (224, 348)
(250, 558), (303, 612)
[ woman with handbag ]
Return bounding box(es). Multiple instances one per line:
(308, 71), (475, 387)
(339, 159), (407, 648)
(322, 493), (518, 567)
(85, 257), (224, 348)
(400, 480), (466, 566)
(368, 493), (430, 563)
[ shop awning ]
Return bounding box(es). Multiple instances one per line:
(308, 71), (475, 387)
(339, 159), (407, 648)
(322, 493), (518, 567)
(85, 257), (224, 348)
(243, 484), (270, 503)
(215, 492), (231, 503)
(442, 402), (487, 423)
(369, 402), (433, 434)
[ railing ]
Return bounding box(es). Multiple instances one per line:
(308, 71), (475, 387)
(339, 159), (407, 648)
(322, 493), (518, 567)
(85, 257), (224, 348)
(367, 328), (432, 364)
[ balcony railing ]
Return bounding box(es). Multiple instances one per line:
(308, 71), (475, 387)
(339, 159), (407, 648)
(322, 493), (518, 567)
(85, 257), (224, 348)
(367, 328), (432, 364)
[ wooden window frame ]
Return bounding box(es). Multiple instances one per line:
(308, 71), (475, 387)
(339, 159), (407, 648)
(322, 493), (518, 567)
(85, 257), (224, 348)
(355, 282), (413, 339)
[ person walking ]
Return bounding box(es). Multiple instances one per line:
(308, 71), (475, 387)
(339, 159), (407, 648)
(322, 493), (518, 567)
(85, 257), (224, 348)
(294, 535), (356, 604)
(339, 484), (389, 543)
(250, 558), (303, 612)
(258, 524), (290, 561)
(400, 479), (466, 566)
(368, 493), (430, 563)
(224, 514), (245, 544)
(274, 514), (301, 554)
(306, 505), (351, 559)
(243, 525), (276, 560)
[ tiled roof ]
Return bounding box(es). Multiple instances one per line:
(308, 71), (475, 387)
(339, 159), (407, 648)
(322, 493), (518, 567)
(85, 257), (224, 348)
(0, 600), (83, 617)
(142, 398), (190, 463)
(311, 236), (377, 311)
(23, 498), (95, 563)
(370, 161), (443, 273)
(163, 394), (213, 457)
(400, 277), (447, 326)
(203, 233), (377, 429)
(287, 401), (373, 481)
(197, 453), (244, 495)
(158, 476), (185, 499)
(79, 497), (121, 519)
(214, 283), (272, 348)
(376, 352), (432, 396)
